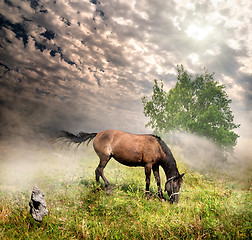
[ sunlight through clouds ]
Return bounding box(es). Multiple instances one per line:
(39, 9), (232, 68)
(186, 24), (214, 41)
(188, 53), (199, 65)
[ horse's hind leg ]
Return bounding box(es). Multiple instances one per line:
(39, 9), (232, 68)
(95, 154), (112, 194)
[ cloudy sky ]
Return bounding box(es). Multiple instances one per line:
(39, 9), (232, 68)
(0, 0), (251, 145)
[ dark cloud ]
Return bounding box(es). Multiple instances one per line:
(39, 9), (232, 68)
(0, 14), (29, 47)
(4, 0), (13, 7)
(30, 0), (39, 10)
(0, 0), (251, 145)
(41, 30), (55, 40)
(90, 0), (100, 5)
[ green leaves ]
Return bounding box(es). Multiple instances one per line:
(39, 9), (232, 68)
(142, 65), (240, 149)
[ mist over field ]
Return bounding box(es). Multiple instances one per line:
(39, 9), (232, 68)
(165, 132), (252, 181)
(0, 128), (251, 194)
(0, 137), (93, 191)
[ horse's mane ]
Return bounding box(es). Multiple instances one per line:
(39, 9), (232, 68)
(149, 134), (172, 156)
(149, 134), (179, 175)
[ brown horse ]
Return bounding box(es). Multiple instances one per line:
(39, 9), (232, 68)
(57, 130), (184, 203)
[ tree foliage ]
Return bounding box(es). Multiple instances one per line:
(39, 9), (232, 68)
(142, 65), (240, 149)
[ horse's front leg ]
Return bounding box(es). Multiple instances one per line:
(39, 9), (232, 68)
(152, 165), (165, 201)
(144, 164), (152, 199)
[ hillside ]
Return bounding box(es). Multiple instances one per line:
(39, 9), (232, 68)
(0, 145), (251, 239)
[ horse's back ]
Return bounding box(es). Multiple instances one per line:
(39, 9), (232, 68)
(93, 130), (163, 166)
(93, 130), (135, 153)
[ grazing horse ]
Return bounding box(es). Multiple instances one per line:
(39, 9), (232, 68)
(57, 130), (184, 203)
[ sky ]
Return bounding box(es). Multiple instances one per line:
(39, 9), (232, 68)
(0, 0), (251, 147)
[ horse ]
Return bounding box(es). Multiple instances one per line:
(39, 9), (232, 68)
(56, 130), (185, 203)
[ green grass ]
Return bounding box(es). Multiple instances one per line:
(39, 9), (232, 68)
(0, 148), (251, 239)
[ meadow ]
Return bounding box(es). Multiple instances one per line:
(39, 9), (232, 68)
(0, 144), (251, 239)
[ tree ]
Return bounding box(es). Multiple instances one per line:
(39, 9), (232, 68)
(142, 65), (240, 149)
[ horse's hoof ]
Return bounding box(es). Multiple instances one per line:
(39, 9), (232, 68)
(106, 189), (112, 195)
(145, 194), (151, 200)
(160, 198), (165, 202)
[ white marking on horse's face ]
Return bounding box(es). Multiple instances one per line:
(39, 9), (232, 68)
(165, 178), (181, 203)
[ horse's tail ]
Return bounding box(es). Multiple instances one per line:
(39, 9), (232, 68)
(55, 131), (97, 148)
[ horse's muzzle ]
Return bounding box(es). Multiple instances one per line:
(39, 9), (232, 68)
(169, 192), (179, 203)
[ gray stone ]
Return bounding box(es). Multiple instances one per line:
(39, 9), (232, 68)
(29, 186), (48, 221)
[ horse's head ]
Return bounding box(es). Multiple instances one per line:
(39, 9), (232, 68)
(165, 173), (185, 203)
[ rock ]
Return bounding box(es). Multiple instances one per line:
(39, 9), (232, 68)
(29, 186), (48, 221)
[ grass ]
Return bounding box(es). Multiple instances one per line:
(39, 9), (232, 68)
(0, 147), (251, 239)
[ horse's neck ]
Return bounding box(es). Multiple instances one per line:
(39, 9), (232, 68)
(162, 156), (179, 179)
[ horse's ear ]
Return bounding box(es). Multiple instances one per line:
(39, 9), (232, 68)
(180, 173), (185, 178)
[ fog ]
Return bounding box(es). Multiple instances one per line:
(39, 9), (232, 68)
(166, 132), (252, 183)
(0, 130), (251, 192)
(0, 138), (96, 192)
